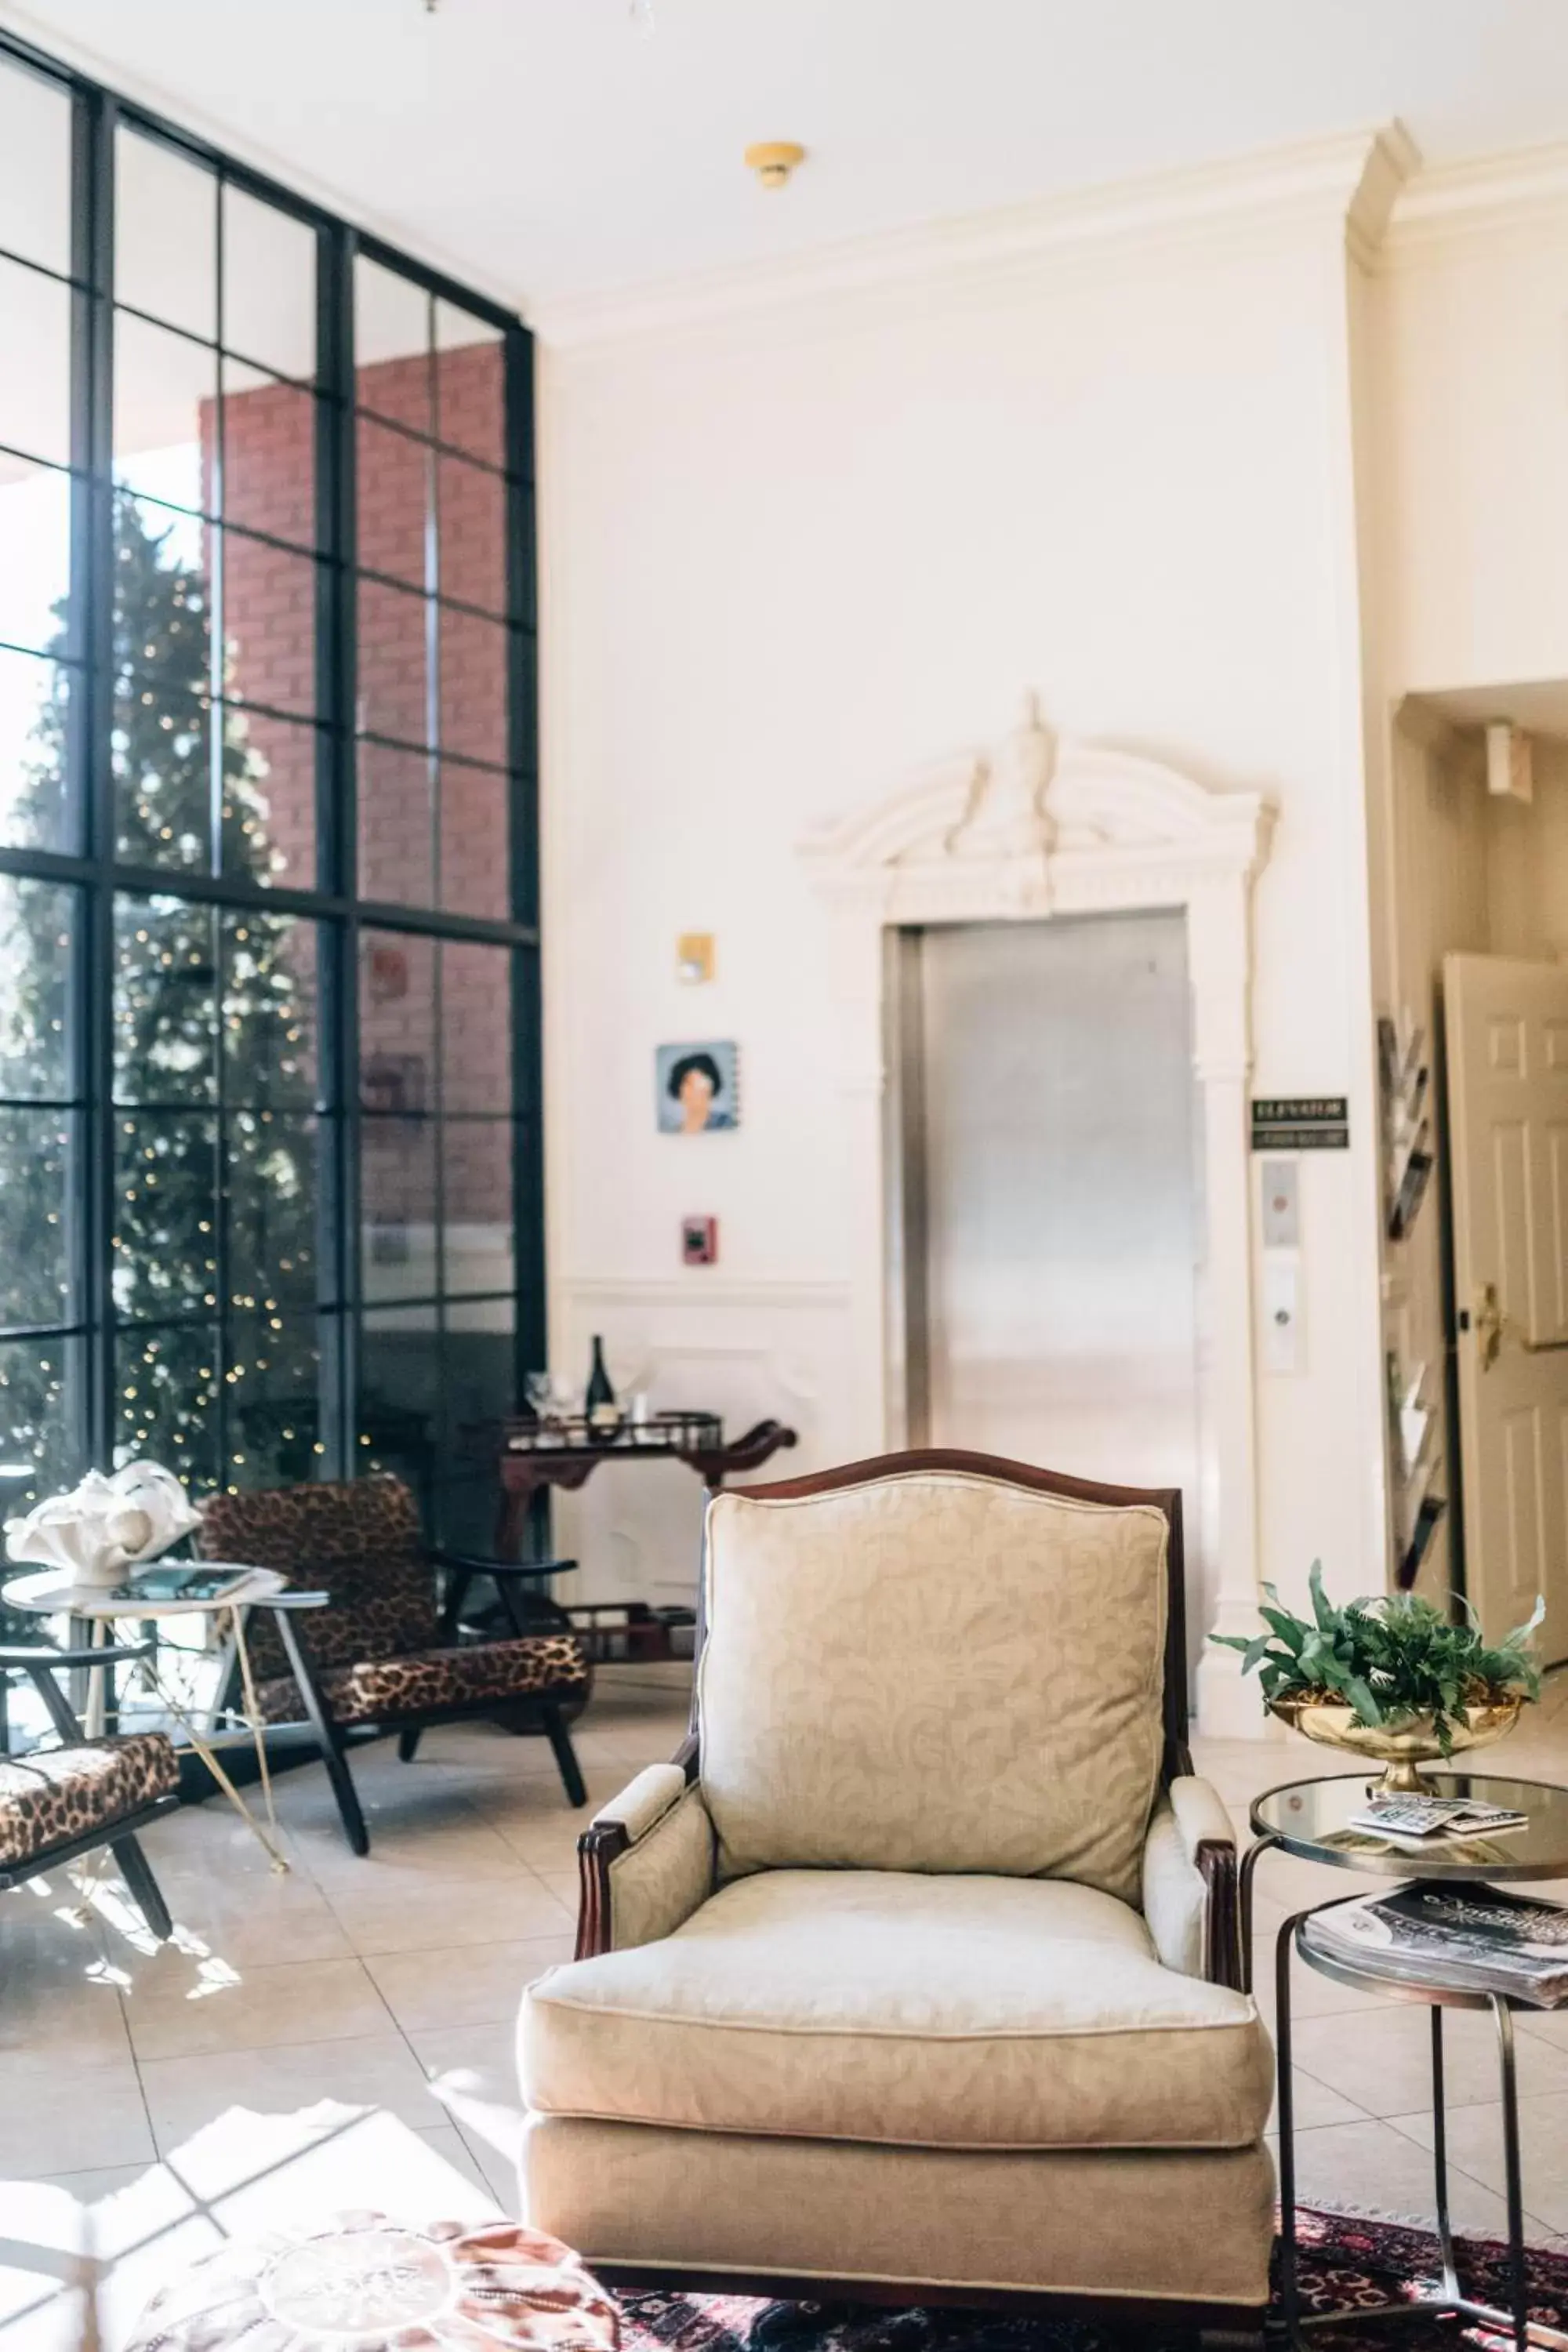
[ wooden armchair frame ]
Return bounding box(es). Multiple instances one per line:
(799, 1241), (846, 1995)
(0, 1639), (179, 1938)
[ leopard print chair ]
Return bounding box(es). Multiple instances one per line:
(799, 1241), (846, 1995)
(0, 1639), (180, 1937)
(201, 1474), (591, 1856)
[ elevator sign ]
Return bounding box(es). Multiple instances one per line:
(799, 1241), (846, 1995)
(1250, 1097), (1348, 1150)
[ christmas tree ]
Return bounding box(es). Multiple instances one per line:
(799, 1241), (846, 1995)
(0, 493), (321, 1505)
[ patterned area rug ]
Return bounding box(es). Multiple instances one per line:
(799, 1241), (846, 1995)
(620, 2209), (1567, 2352)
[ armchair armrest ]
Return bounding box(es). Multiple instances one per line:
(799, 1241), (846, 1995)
(1141, 1775), (1243, 1990)
(576, 1737), (714, 1960)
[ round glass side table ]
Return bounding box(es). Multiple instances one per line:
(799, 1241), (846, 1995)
(1246, 1773), (1568, 2351)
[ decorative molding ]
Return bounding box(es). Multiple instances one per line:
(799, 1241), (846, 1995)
(557, 1276), (851, 1313)
(799, 699), (1274, 1739)
(535, 127), (1412, 350)
(1385, 136), (1568, 264)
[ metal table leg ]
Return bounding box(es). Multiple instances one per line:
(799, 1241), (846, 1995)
(1428, 2005), (1461, 2307)
(1240, 1831), (1280, 1994)
(1494, 1993), (1530, 2351)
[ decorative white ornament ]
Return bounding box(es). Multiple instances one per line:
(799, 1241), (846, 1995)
(4, 1463), (202, 1592)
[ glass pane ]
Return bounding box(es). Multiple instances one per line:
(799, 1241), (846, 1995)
(0, 455), (73, 658)
(112, 1109), (220, 1319)
(361, 1116), (436, 1304)
(225, 1109), (318, 1307)
(441, 938), (512, 1112)
(434, 303), (505, 467)
(441, 1121), (514, 1297)
(0, 1333), (83, 1506)
(226, 1310), (320, 1487)
(222, 186), (316, 382)
(358, 741), (433, 907)
(437, 451), (505, 615)
(113, 897), (217, 1105)
(0, 254), (71, 467)
(223, 705), (317, 889)
(360, 928), (434, 1078)
(355, 257), (430, 437)
(358, 412), (430, 590)
(441, 1294), (515, 1543)
(0, 61), (71, 278)
(0, 1106), (73, 1327)
(114, 310), (213, 514)
(358, 576), (429, 748)
(0, 648), (71, 852)
(438, 606), (508, 765)
(222, 531), (318, 718)
(221, 909), (318, 1105)
(114, 1323), (220, 1492)
(440, 762), (509, 920)
(360, 1305), (439, 1501)
(222, 358), (318, 549)
(112, 489), (213, 869)
(0, 876), (74, 1098)
(116, 126), (217, 342)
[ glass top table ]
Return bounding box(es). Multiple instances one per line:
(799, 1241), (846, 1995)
(1250, 1771), (1568, 1882)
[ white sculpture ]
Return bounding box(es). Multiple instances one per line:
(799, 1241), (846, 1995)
(4, 1463), (202, 1592)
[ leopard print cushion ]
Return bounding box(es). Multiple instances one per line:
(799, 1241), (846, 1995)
(254, 1631), (589, 1726)
(201, 1475), (438, 1682)
(0, 1733), (178, 1867)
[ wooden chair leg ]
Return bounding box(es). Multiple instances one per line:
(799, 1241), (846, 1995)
(397, 1726), (423, 1762)
(267, 1607), (370, 1857)
(108, 1831), (173, 1940)
(540, 1701), (588, 1808)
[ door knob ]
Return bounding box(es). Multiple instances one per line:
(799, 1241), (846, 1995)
(1474, 1282), (1506, 1372)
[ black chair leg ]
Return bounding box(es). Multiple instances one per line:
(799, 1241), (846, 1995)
(540, 1701), (588, 1808)
(108, 1832), (173, 1940)
(268, 1606), (371, 1857)
(397, 1726), (422, 1762)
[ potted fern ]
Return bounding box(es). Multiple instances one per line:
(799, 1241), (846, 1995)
(1216, 1566), (1543, 1793)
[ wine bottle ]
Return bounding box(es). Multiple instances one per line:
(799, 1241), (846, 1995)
(586, 1335), (619, 1435)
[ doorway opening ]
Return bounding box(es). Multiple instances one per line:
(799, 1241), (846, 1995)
(1384, 689), (1568, 1662)
(886, 909), (1206, 1650)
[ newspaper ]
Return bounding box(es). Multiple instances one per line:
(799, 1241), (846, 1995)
(1347, 1795), (1530, 1839)
(1302, 1882), (1568, 2006)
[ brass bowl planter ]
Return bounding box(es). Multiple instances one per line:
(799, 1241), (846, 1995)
(1268, 1693), (1525, 1794)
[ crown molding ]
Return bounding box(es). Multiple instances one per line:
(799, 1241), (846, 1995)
(1384, 137), (1568, 263)
(535, 125), (1414, 351)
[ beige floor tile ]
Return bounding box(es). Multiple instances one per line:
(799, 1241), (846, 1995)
(1276, 2117), (1528, 2238)
(1388, 2091), (1568, 2235)
(1272, 2068), (1370, 2132)
(1288, 2002), (1568, 2118)
(289, 1813), (532, 1885)
(141, 1868), (355, 1968)
(319, 1871), (572, 1955)
(364, 1936), (572, 2031)
(209, 2117), (502, 2234)
(408, 2022), (527, 2167)
(124, 1955), (394, 2061)
(137, 2031), (441, 2151)
(0, 1928), (136, 2071)
(0, 2054), (154, 2179)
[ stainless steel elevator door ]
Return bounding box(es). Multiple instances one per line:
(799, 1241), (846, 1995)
(907, 912), (1200, 1496)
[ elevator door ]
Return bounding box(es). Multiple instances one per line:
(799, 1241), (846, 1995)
(905, 912), (1200, 1496)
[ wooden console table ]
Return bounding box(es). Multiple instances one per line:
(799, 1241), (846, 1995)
(493, 1415), (797, 1561)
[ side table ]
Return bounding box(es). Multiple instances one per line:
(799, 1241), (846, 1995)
(1, 1566), (318, 1874)
(1245, 1771), (1568, 2351)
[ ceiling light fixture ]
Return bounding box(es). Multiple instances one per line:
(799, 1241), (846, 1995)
(744, 142), (805, 190)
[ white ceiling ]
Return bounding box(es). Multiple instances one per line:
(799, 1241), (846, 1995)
(7, 0), (1568, 314)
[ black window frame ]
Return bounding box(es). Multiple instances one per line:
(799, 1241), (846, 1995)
(0, 28), (543, 1530)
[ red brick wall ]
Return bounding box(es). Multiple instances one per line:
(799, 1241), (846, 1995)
(214, 339), (514, 1240)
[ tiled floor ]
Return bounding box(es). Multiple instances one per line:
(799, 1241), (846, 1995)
(5, 1662), (1568, 2347)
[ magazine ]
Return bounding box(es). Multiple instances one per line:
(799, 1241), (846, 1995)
(1303, 1882), (1568, 2007)
(1347, 1795), (1530, 1839)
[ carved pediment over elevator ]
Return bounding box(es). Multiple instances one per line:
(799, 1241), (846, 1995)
(800, 695), (1272, 920)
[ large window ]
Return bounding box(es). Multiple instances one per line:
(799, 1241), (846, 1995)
(0, 34), (540, 1544)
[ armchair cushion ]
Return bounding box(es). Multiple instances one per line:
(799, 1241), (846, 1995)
(1141, 1775), (1236, 1980)
(699, 1470), (1168, 1900)
(252, 1632), (589, 1726)
(524, 1867), (1271, 2151)
(0, 1732), (178, 1867)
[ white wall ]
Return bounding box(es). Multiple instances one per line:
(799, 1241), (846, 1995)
(535, 147), (1396, 1676)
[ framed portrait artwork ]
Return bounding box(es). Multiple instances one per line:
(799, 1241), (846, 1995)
(656, 1040), (739, 1134)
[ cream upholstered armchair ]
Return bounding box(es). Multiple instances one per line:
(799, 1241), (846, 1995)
(521, 1450), (1273, 2326)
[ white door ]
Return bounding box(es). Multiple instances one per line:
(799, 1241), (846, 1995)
(1444, 952), (1568, 1661)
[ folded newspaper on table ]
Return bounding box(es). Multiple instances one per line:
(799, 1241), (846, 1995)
(1347, 1795), (1530, 1838)
(1303, 1882), (1568, 2006)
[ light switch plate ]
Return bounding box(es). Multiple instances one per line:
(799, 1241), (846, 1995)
(1261, 1157), (1300, 1250)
